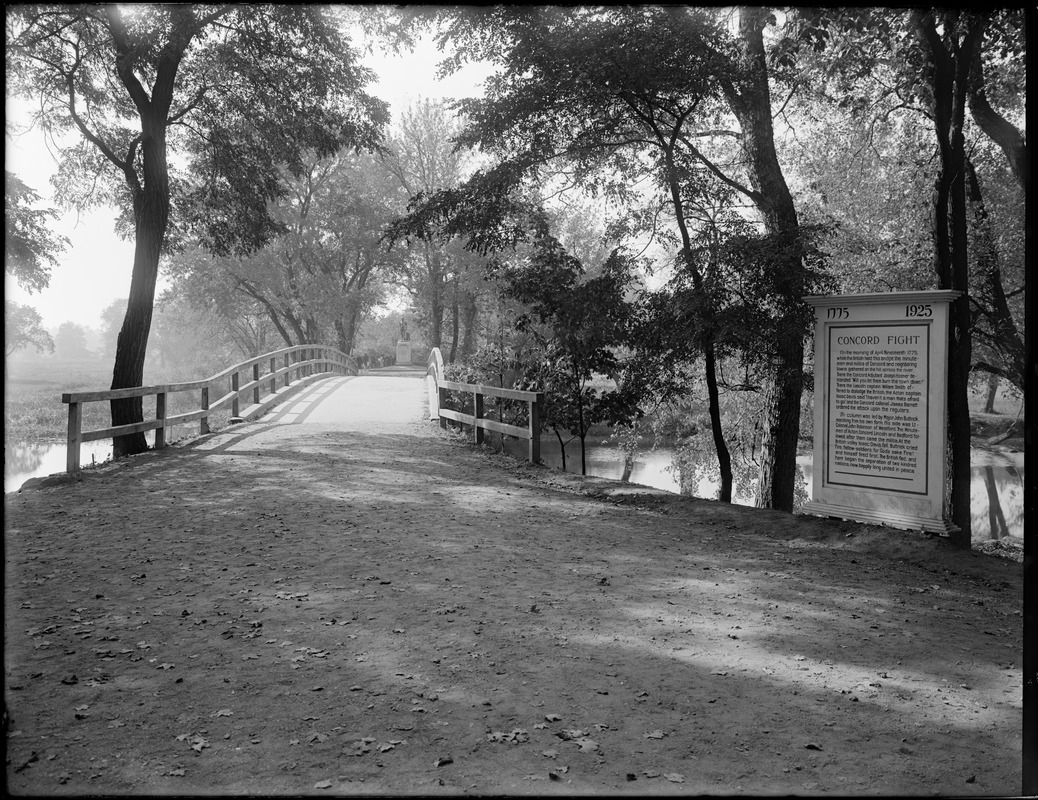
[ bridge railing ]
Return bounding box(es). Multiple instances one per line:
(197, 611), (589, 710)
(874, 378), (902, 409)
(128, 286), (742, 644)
(62, 344), (356, 474)
(426, 347), (544, 464)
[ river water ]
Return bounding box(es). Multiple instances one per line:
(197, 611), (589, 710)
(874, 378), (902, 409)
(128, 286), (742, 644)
(5, 433), (1024, 543)
(501, 436), (1024, 544)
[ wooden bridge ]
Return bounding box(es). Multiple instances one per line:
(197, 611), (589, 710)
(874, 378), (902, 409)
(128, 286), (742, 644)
(61, 346), (545, 474)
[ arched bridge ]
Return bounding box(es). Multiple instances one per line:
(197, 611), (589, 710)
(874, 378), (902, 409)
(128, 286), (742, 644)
(60, 346), (543, 474)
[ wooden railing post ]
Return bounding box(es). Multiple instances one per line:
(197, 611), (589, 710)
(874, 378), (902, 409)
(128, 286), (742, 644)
(66, 401), (82, 473)
(270, 357), (277, 394)
(231, 372), (240, 419)
(200, 385), (210, 434)
(284, 353), (290, 387)
(474, 389), (484, 445)
(529, 394), (542, 464)
(439, 386), (448, 430)
(253, 363), (260, 405)
(155, 391), (167, 450)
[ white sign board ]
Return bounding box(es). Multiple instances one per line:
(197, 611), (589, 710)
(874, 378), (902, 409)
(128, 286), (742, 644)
(803, 291), (960, 534)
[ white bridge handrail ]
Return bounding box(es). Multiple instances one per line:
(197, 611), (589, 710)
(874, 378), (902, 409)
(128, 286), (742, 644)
(426, 347), (543, 464)
(62, 344), (357, 473)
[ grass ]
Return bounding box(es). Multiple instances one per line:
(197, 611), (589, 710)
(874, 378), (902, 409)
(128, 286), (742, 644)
(4, 356), (235, 447)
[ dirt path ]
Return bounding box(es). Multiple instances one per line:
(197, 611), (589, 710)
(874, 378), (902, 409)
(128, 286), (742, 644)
(3, 374), (1023, 795)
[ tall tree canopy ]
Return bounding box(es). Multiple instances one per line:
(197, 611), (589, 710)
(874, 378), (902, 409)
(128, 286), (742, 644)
(387, 6), (814, 511)
(7, 4), (388, 456)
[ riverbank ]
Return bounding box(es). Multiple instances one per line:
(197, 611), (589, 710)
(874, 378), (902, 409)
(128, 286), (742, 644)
(3, 395), (1024, 795)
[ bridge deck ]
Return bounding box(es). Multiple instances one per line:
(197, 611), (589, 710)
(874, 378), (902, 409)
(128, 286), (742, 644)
(250, 367), (428, 431)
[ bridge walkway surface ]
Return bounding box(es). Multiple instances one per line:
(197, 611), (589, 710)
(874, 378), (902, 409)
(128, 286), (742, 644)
(2, 366), (1024, 795)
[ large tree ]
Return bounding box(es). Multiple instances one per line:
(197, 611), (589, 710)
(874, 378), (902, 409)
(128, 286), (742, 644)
(166, 150), (403, 354)
(380, 98), (481, 356)
(7, 5), (387, 457)
(386, 6), (814, 509)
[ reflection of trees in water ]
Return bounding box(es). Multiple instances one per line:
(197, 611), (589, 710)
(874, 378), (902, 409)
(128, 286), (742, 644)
(983, 467), (1009, 541)
(5, 443), (47, 475)
(671, 441), (808, 507)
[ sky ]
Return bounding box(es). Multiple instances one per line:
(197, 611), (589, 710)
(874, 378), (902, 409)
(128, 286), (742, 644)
(5, 29), (490, 332)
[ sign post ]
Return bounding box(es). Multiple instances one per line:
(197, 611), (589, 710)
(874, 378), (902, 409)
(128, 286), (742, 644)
(803, 291), (960, 534)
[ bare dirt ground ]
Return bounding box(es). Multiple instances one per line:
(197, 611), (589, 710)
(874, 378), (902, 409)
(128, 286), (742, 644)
(3, 374), (1024, 796)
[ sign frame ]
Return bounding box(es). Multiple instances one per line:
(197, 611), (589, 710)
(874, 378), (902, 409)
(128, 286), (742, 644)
(802, 290), (961, 534)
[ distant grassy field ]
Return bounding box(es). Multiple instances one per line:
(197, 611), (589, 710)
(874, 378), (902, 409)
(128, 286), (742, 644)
(4, 356), (233, 445)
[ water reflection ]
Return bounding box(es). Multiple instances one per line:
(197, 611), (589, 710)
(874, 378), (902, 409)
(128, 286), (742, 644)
(503, 435), (1024, 542)
(5, 442), (49, 477)
(4, 434), (155, 494)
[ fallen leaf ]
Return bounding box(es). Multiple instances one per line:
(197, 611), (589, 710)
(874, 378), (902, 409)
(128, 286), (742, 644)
(644, 730), (666, 739)
(168, 768), (186, 777)
(544, 713), (562, 722)
(313, 779), (333, 789)
(664, 772), (685, 783)
(213, 708), (233, 717)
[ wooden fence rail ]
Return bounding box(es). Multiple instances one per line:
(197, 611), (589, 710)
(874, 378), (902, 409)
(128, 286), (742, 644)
(426, 347), (544, 464)
(62, 345), (356, 474)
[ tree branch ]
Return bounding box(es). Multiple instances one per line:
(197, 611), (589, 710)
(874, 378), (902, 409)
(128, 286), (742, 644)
(103, 5), (153, 115)
(968, 37), (1028, 190)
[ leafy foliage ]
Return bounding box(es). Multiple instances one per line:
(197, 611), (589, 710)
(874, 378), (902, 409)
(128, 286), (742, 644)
(4, 171), (68, 294)
(4, 301), (54, 358)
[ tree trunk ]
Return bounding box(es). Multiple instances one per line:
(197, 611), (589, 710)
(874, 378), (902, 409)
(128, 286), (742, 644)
(983, 373), (999, 414)
(449, 280), (460, 363)
(460, 290), (479, 359)
(111, 110), (170, 458)
(554, 427), (568, 472)
(965, 158), (1025, 392)
(424, 244), (445, 350)
(968, 33), (1028, 190)
(704, 344), (733, 502)
(916, 10), (983, 547)
(722, 7), (806, 512)
(661, 141), (734, 502)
